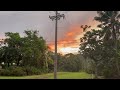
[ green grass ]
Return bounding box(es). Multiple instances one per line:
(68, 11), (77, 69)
(0, 72), (94, 79)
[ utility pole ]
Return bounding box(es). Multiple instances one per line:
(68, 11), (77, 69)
(49, 11), (65, 79)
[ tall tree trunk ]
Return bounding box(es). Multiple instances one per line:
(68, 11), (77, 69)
(91, 57), (98, 79)
(45, 57), (48, 73)
(8, 62), (9, 67)
(11, 62), (13, 66)
(95, 64), (98, 79)
(17, 60), (19, 66)
(112, 24), (120, 76)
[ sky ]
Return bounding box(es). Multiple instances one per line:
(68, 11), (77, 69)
(0, 11), (99, 54)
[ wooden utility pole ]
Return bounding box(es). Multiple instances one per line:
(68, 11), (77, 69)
(49, 11), (65, 79)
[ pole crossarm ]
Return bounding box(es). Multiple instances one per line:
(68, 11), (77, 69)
(49, 12), (65, 21)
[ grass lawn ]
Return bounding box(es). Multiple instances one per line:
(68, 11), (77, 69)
(0, 72), (94, 79)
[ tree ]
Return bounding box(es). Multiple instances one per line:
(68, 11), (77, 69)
(80, 29), (104, 78)
(58, 53), (83, 72)
(79, 11), (120, 78)
(21, 30), (48, 71)
(94, 11), (120, 77)
(0, 32), (23, 67)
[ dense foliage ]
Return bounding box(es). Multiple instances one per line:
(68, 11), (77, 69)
(0, 30), (54, 76)
(80, 11), (120, 78)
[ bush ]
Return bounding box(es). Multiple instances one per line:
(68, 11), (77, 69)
(23, 66), (42, 75)
(58, 60), (81, 72)
(0, 67), (26, 76)
(58, 54), (83, 72)
(11, 67), (26, 76)
(102, 67), (118, 78)
(0, 69), (11, 76)
(47, 59), (54, 73)
(0, 66), (43, 76)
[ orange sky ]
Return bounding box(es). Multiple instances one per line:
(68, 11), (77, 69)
(48, 20), (99, 55)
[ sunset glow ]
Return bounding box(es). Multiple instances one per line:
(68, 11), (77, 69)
(59, 47), (79, 55)
(48, 22), (99, 55)
(0, 11), (99, 55)
(48, 25), (82, 54)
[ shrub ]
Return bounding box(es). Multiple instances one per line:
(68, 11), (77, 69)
(23, 66), (42, 75)
(0, 69), (11, 76)
(11, 67), (26, 76)
(0, 66), (43, 76)
(47, 59), (54, 73)
(102, 67), (118, 78)
(0, 67), (26, 76)
(58, 60), (81, 72)
(30, 67), (42, 75)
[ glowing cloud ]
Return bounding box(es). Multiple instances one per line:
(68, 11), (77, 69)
(48, 20), (99, 55)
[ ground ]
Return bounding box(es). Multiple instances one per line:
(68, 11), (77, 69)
(0, 72), (94, 79)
